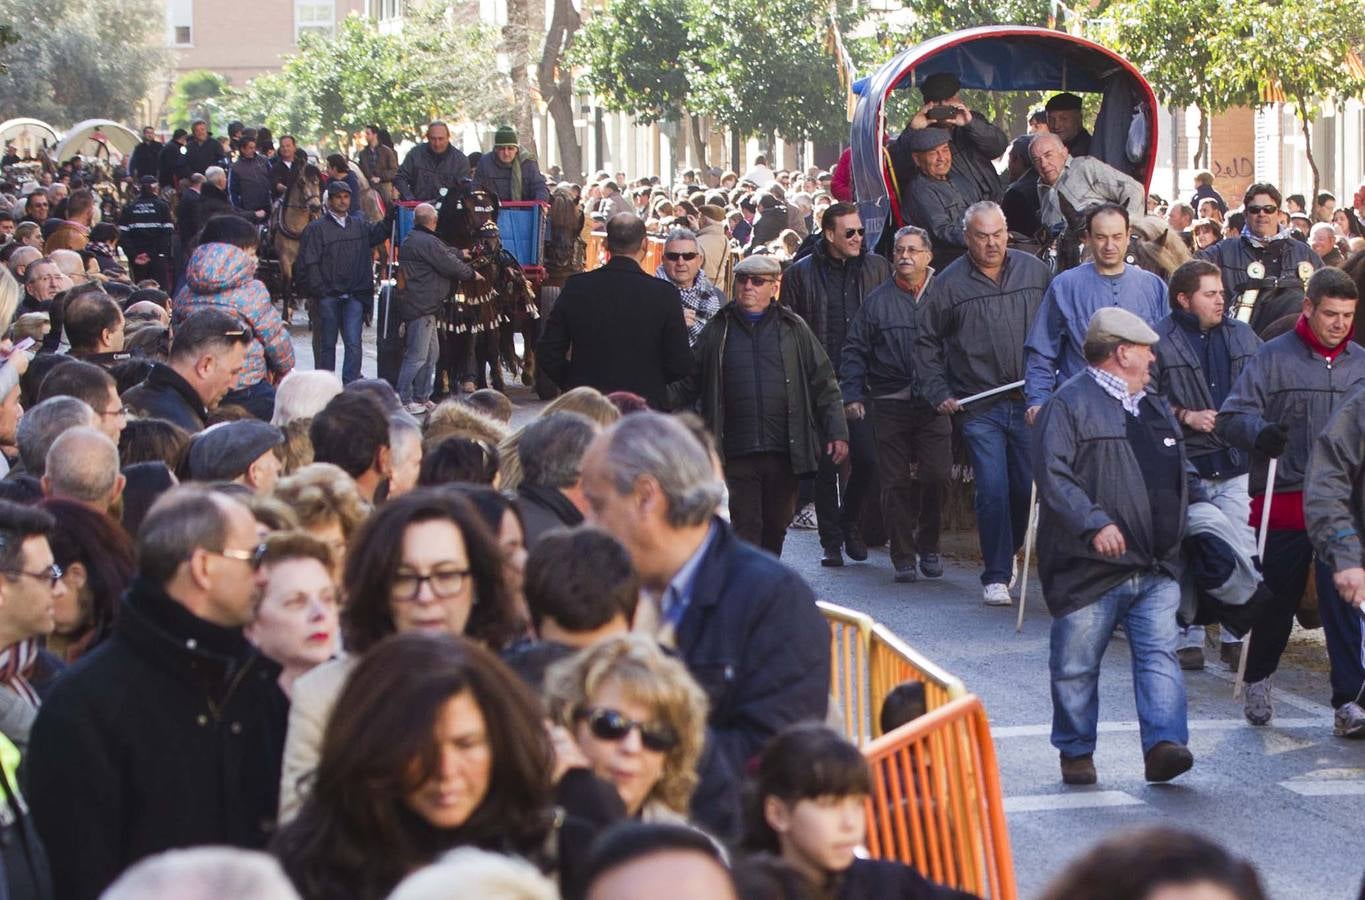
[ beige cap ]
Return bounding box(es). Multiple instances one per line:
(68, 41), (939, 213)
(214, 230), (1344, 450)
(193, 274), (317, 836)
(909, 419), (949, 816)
(1085, 307), (1160, 346)
(734, 254), (782, 277)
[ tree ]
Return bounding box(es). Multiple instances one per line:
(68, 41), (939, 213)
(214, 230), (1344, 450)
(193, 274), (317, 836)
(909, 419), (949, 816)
(502, 0), (538, 156)
(538, 0), (583, 179)
(166, 70), (230, 132)
(0, 0), (168, 124)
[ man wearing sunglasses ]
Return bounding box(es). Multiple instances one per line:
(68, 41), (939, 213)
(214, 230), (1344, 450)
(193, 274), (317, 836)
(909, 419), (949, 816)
(655, 227), (724, 346)
(781, 202), (890, 567)
(1198, 182), (1321, 332)
(0, 501), (64, 753)
(667, 254), (847, 556)
(29, 486), (287, 900)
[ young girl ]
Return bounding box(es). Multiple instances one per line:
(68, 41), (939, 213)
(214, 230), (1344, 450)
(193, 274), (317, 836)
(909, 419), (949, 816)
(743, 723), (976, 900)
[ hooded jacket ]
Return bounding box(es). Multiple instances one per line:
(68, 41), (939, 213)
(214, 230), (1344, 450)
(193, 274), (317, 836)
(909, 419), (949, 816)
(173, 243), (294, 390)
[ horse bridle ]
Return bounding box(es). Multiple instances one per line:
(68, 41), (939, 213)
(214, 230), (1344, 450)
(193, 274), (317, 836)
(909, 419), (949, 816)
(275, 176), (321, 240)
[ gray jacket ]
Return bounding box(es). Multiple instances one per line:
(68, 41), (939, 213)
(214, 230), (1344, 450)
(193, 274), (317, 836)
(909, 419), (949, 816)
(1150, 313), (1261, 463)
(395, 143), (470, 202)
(1033, 372), (1197, 616)
(1215, 331), (1365, 496)
(398, 226), (475, 320)
(840, 274), (932, 403)
(1306, 384), (1365, 572)
(904, 174), (968, 271)
(914, 249), (1051, 413)
(1038, 155), (1145, 230)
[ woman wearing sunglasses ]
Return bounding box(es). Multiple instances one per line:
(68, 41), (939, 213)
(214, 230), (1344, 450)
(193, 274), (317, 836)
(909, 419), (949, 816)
(278, 489), (521, 821)
(546, 635), (708, 824)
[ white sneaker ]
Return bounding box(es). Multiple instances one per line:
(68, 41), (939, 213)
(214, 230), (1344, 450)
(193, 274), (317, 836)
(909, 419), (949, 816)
(789, 503), (818, 531)
(983, 583), (1012, 606)
(402, 401), (428, 416)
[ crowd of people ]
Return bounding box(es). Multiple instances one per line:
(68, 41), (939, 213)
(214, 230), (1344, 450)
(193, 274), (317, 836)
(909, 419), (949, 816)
(0, 79), (1357, 900)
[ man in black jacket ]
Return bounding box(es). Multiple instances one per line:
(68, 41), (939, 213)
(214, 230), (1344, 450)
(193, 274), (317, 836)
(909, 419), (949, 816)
(118, 178), (175, 288)
(123, 308), (250, 433)
(127, 127), (162, 185)
(28, 485), (288, 900)
(780, 202), (891, 566)
(516, 411), (597, 548)
(537, 213), (692, 409)
(395, 121), (470, 202)
(396, 202), (477, 411)
(183, 120), (225, 177)
(156, 129), (188, 190)
(579, 412), (829, 841)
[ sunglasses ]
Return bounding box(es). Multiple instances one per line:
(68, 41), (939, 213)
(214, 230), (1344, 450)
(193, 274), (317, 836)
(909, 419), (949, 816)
(1246, 204), (1278, 215)
(843, 227), (866, 239)
(664, 251), (699, 262)
(576, 707), (679, 752)
(734, 274), (776, 286)
(212, 543), (267, 570)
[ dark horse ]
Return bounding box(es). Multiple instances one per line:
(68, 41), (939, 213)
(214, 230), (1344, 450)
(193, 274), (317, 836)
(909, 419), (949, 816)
(433, 180), (536, 393)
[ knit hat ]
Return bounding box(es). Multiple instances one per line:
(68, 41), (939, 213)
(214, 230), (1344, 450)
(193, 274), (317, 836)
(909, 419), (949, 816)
(493, 126), (518, 148)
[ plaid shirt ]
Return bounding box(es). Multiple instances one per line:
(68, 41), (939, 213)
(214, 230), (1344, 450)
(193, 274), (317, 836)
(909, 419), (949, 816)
(1086, 366), (1145, 416)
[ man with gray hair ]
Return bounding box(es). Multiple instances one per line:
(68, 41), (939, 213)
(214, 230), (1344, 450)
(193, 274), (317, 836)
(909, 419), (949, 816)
(101, 847), (301, 900)
(655, 226), (725, 345)
(16, 395), (97, 476)
(578, 411), (829, 840)
(517, 411), (599, 547)
(41, 426), (125, 513)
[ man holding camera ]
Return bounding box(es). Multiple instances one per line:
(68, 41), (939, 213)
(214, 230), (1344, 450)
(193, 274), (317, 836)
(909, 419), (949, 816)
(889, 72), (1008, 212)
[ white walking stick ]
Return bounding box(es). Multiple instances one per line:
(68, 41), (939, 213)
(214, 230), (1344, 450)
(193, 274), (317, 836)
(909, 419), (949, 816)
(1235, 456), (1277, 699)
(1016, 481), (1039, 633)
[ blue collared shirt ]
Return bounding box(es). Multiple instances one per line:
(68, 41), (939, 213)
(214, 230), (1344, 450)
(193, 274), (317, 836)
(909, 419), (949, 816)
(659, 521), (719, 633)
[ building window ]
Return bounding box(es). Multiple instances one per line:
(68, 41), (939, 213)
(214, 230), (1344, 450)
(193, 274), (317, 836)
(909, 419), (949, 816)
(165, 0), (193, 46)
(295, 0), (336, 41)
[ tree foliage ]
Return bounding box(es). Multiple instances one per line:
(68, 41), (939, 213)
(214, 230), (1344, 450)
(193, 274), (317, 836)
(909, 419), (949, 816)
(167, 70), (230, 132)
(0, 0), (168, 124)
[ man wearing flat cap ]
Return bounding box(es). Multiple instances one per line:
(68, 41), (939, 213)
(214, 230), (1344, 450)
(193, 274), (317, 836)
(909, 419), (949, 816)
(186, 419), (286, 494)
(1032, 306), (1202, 787)
(901, 127), (972, 271)
(890, 72), (1008, 211)
(668, 254), (848, 556)
(1045, 92), (1091, 158)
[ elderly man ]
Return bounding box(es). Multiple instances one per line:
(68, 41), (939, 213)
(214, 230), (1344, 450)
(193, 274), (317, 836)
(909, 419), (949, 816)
(579, 412), (829, 840)
(1167, 202), (1195, 241)
(915, 201), (1052, 605)
(0, 502), (66, 753)
(30, 486), (287, 900)
(1031, 133), (1145, 240)
(655, 227), (725, 346)
(1198, 183), (1321, 333)
(1310, 222), (1344, 268)
(890, 72), (1007, 211)
(516, 411), (598, 547)
(1217, 268), (1365, 733)
(229, 136), (274, 222)
(184, 420), (285, 494)
(16, 397), (97, 478)
(19, 256), (65, 352)
(124, 308), (251, 433)
(1025, 204), (1168, 418)
(669, 254), (848, 556)
(474, 126), (549, 202)
(842, 225), (951, 582)
(1034, 308), (1200, 786)
(395, 122), (469, 202)
(198, 166), (240, 222)
(63, 290), (127, 369)
(297, 181), (391, 383)
(902, 128), (972, 270)
(1044, 92), (1091, 157)
(41, 426), (125, 513)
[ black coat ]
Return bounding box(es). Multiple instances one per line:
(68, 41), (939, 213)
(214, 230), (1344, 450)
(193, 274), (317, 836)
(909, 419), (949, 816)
(26, 578), (288, 900)
(122, 362), (208, 433)
(536, 256), (692, 408)
(833, 859), (978, 900)
(128, 140), (162, 183)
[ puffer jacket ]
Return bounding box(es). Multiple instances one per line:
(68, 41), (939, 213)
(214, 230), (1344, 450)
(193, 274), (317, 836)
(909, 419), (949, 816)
(172, 243), (295, 390)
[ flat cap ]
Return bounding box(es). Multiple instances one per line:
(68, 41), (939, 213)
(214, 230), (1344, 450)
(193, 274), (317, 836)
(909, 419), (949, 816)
(325, 179), (352, 196)
(1045, 92), (1084, 112)
(907, 127), (951, 152)
(187, 420), (285, 482)
(734, 255), (782, 277)
(921, 72), (961, 103)
(1086, 307), (1160, 347)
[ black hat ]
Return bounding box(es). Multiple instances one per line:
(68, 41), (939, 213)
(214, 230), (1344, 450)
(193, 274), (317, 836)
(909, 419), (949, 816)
(139, 175), (157, 187)
(1045, 92), (1083, 112)
(906, 127), (951, 152)
(325, 180), (352, 196)
(187, 420), (284, 482)
(921, 73), (961, 103)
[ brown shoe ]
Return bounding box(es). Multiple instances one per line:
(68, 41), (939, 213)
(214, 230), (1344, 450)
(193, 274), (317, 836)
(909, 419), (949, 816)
(1143, 741), (1194, 782)
(1060, 752), (1097, 785)
(1177, 646), (1205, 671)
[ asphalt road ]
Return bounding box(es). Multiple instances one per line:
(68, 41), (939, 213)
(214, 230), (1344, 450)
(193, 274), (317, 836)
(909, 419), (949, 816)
(291, 323), (1364, 900)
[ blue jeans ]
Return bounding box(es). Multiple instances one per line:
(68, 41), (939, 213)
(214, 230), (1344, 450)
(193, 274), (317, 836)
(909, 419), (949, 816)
(1050, 573), (1189, 756)
(959, 399), (1033, 585)
(317, 292), (366, 384)
(396, 315), (440, 404)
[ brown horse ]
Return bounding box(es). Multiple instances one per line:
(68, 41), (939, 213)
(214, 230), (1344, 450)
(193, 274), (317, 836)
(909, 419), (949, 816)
(271, 163), (322, 322)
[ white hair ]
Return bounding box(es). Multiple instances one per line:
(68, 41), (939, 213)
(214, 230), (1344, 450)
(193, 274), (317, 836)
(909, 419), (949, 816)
(205, 166), (227, 186)
(99, 847), (300, 900)
(271, 370), (343, 426)
(1310, 222), (1338, 238)
(386, 848), (557, 900)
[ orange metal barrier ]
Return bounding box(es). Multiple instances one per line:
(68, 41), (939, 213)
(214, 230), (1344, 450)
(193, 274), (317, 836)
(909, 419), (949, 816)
(583, 234), (665, 273)
(870, 623), (967, 733)
(863, 695), (1016, 899)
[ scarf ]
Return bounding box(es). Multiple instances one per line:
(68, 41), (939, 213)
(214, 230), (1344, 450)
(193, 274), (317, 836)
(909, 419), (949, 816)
(655, 266), (724, 344)
(505, 150), (534, 203)
(87, 240), (116, 260)
(1240, 223), (1293, 250)
(1294, 313), (1353, 362)
(0, 640), (39, 707)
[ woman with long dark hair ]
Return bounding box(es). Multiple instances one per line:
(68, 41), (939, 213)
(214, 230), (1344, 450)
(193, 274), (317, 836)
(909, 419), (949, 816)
(273, 633), (597, 900)
(278, 488), (521, 821)
(41, 499), (134, 661)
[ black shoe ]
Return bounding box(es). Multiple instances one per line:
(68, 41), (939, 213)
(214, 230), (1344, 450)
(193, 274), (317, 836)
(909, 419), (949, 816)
(843, 529), (868, 562)
(1144, 741), (1194, 782)
(1060, 753), (1097, 785)
(1219, 641), (1243, 671)
(821, 546), (844, 567)
(919, 553), (943, 579)
(1177, 647), (1205, 671)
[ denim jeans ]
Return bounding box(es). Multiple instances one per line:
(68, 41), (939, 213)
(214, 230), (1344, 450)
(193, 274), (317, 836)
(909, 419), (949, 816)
(959, 398), (1033, 585)
(317, 292), (367, 384)
(1181, 473), (1254, 649)
(1050, 572), (1189, 756)
(396, 315), (440, 404)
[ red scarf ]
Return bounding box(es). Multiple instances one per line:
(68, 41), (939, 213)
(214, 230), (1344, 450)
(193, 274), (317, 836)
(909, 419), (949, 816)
(1294, 313), (1352, 361)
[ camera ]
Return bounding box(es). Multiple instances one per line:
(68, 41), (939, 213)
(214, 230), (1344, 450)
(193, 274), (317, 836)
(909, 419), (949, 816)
(925, 106), (958, 122)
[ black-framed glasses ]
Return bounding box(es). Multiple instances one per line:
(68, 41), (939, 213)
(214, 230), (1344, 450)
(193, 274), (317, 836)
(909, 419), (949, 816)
(734, 274), (776, 286)
(843, 227), (866, 238)
(392, 567), (472, 602)
(576, 707), (680, 752)
(99, 405), (129, 419)
(211, 543), (267, 570)
(664, 251), (699, 262)
(1246, 204), (1278, 215)
(2, 564), (63, 590)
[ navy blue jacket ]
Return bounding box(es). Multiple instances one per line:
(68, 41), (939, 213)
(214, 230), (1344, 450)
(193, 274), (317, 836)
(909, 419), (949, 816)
(297, 213), (390, 299)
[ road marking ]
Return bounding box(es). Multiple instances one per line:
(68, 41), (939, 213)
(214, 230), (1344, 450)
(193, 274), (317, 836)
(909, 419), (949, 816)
(992, 718), (1321, 738)
(1280, 779), (1365, 797)
(1003, 791), (1144, 813)
(1203, 667), (1335, 716)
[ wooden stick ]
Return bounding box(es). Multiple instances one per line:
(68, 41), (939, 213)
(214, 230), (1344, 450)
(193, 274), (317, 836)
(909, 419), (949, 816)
(1016, 482), (1039, 633)
(957, 380), (1026, 408)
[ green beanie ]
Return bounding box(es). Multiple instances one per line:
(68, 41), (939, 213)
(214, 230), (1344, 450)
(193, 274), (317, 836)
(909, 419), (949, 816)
(493, 125), (518, 147)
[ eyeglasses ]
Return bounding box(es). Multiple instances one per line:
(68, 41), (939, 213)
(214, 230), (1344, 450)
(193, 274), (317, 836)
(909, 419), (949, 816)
(576, 707), (680, 752)
(734, 274), (776, 286)
(211, 543), (267, 569)
(99, 405), (129, 419)
(1246, 204), (1279, 215)
(895, 246), (930, 256)
(2, 564), (63, 590)
(392, 567), (471, 602)
(664, 251), (699, 262)
(843, 227), (866, 239)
